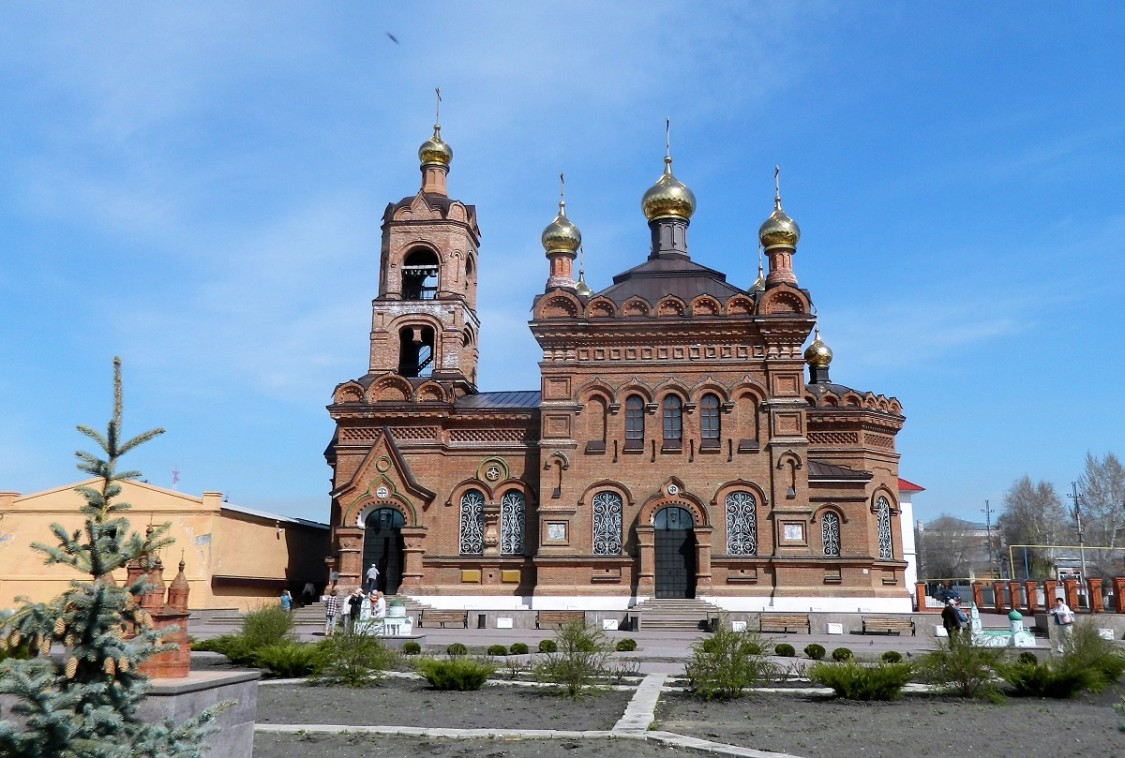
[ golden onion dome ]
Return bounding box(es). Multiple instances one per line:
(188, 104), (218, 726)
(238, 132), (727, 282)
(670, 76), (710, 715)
(575, 269), (593, 298)
(642, 156), (696, 222)
(418, 125), (453, 167)
(750, 260), (766, 293)
(541, 200), (582, 255)
(759, 202), (800, 249)
(804, 327), (833, 368)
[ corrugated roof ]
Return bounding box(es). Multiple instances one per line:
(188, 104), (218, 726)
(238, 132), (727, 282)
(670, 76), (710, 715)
(898, 478), (925, 492)
(455, 391), (541, 410)
(595, 256), (747, 305)
(807, 460), (872, 480)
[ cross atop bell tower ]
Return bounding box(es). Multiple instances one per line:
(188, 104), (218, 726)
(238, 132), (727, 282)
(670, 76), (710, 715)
(368, 96), (482, 396)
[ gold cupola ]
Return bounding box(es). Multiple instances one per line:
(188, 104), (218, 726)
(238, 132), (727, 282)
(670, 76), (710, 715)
(541, 199), (582, 255)
(804, 327), (833, 368)
(642, 154), (696, 222)
(418, 124), (453, 167)
(759, 193), (800, 250)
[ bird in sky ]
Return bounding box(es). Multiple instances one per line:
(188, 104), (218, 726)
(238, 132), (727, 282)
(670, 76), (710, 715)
(386, 32), (399, 44)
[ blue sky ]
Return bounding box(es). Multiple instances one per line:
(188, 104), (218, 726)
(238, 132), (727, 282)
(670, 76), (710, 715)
(1, 3), (1122, 527)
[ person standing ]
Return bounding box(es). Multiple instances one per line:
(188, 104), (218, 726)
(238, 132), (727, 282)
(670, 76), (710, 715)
(301, 581), (316, 607)
(941, 598), (962, 639)
(347, 587), (364, 633)
(279, 590), (292, 612)
(1048, 597), (1075, 652)
(324, 589), (341, 636)
(365, 563), (380, 593)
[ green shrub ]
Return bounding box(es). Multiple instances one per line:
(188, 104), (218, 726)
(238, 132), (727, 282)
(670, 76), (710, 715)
(808, 661), (914, 701)
(916, 636), (1005, 701)
(1063, 622), (1125, 692)
(253, 642), (322, 678)
(240, 606), (295, 650)
(195, 633), (256, 666)
(312, 631), (398, 687)
(615, 638), (638, 652)
(831, 647), (853, 662)
(402, 641), (422, 656)
(882, 651), (902, 664)
(446, 642), (469, 657)
(538, 639), (558, 654)
(509, 642), (530, 655)
(534, 620), (612, 698)
(774, 643), (796, 658)
(803, 643), (825, 660)
(486, 644), (508, 657)
(1017, 651), (1039, 666)
(415, 656), (496, 690)
(683, 622), (778, 700)
(1000, 659), (1097, 699)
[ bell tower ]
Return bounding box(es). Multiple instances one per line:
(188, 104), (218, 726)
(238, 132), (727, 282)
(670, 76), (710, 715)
(368, 98), (482, 395)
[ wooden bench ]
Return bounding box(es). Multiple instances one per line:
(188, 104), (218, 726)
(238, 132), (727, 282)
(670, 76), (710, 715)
(419, 609), (468, 629)
(536, 610), (586, 629)
(758, 613), (811, 634)
(862, 616), (916, 636)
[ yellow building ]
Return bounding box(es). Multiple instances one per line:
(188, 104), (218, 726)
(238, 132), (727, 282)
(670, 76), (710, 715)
(0, 479), (328, 612)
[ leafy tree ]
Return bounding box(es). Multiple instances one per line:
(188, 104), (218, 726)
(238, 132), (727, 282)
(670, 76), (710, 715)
(0, 358), (222, 756)
(997, 476), (1067, 578)
(1077, 452), (1125, 577)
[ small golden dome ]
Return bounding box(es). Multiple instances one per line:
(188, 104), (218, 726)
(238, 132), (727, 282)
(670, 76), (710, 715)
(759, 203), (800, 249)
(418, 125), (453, 167)
(750, 259), (766, 293)
(542, 201), (582, 255)
(804, 327), (832, 368)
(575, 270), (592, 298)
(642, 156), (696, 222)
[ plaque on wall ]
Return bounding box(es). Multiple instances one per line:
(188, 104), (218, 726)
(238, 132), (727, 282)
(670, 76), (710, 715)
(783, 523), (805, 542)
(546, 522), (567, 542)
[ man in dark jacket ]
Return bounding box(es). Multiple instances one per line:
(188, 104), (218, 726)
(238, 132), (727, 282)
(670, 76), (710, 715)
(941, 598), (963, 639)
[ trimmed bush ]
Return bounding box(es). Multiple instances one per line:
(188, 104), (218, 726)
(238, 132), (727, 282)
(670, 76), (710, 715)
(1064, 622), (1125, 692)
(195, 633), (256, 666)
(312, 631), (399, 687)
(615, 638), (638, 652)
(509, 642), (530, 655)
(831, 647), (853, 662)
(774, 643), (796, 658)
(415, 656), (496, 691)
(684, 622), (778, 700)
(882, 651), (902, 664)
(402, 641), (422, 656)
(535, 620), (612, 698)
(486, 644), (508, 657)
(916, 636), (1005, 701)
(254, 641), (322, 678)
(808, 661), (914, 701)
(538, 639), (558, 654)
(446, 642), (469, 657)
(240, 606), (295, 650)
(1017, 651), (1039, 666)
(803, 643), (826, 661)
(1000, 659), (1097, 699)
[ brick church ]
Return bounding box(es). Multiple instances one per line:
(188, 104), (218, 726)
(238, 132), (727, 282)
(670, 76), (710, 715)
(324, 119), (910, 614)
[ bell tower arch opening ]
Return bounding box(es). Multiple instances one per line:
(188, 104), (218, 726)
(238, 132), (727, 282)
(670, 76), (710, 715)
(398, 325), (436, 377)
(402, 248), (439, 301)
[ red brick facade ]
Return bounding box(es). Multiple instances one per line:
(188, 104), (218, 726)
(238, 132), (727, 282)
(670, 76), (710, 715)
(326, 131), (910, 612)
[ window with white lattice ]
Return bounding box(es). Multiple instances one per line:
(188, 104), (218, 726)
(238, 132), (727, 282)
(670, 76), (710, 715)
(822, 511), (841, 557)
(500, 490), (525, 556)
(592, 491), (622, 555)
(725, 491), (757, 555)
(876, 496), (893, 560)
(459, 489), (484, 555)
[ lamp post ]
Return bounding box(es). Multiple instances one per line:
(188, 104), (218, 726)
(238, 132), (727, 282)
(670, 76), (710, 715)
(1069, 482), (1088, 606)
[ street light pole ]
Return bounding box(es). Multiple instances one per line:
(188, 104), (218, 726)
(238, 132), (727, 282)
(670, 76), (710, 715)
(1069, 482), (1088, 605)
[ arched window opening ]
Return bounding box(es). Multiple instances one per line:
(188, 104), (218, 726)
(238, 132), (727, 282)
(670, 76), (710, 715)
(822, 511), (841, 557)
(585, 396), (608, 454)
(402, 249), (439, 300)
(459, 489), (485, 555)
(725, 491), (757, 555)
(500, 490), (525, 556)
(624, 395), (645, 451)
(662, 395), (682, 450)
(592, 491), (622, 556)
(398, 325), (435, 377)
(876, 496), (893, 560)
(700, 393), (720, 448)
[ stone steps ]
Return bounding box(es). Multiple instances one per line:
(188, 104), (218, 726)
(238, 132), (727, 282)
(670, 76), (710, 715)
(632, 598), (724, 631)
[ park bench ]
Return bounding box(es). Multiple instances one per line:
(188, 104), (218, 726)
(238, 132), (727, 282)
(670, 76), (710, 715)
(758, 613), (811, 634)
(861, 616), (916, 636)
(419, 609), (468, 628)
(536, 610), (586, 629)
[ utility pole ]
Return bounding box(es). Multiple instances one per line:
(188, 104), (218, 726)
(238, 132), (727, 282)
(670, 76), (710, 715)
(982, 499), (997, 578)
(1068, 482), (1088, 605)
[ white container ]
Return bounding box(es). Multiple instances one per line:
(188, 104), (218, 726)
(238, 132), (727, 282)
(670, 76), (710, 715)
(602, 619), (619, 631)
(495, 617), (513, 629)
(731, 620), (747, 632)
(825, 622), (844, 635)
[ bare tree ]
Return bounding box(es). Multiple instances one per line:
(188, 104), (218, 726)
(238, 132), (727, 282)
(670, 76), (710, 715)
(1078, 451), (1125, 577)
(997, 476), (1067, 579)
(917, 515), (981, 579)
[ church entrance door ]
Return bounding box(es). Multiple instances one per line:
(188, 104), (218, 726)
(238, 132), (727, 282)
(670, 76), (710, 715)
(653, 506), (696, 599)
(363, 508), (405, 595)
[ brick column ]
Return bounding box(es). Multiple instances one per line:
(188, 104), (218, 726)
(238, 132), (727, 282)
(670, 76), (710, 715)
(1062, 578), (1079, 611)
(336, 526), (364, 591)
(399, 526), (427, 590)
(694, 526), (714, 594)
(1024, 581), (1040, 613)
(636, 525), (655, 594)
(1044, 579), (1058, 606)
(1114, 577), (1125, 613)
(971, 583), (984, 609)
(915, 583), (930, 612)
(1008, 582), (1022, 611)
(992, 581), (1007, 612)
(1088, 578), (1104, 613)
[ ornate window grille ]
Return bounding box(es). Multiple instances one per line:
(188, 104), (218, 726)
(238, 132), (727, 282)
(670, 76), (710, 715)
(725, 491), (757, 555)
(822, 511), (841, 557)
(876, 496), (893, 559)
(592, 491), (623, 555)
(700, 393), (720, 443)
(500, 490), (525, 556)
(459, 489), (484, 555)
(662, 396), (682, 445)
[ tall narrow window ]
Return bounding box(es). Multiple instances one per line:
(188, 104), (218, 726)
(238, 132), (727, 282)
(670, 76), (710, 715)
(876, 496), (893, 559)
(822, 512), (841, 557)
(725, 491), (757, 555)
(459, 489), (484, 555)
(500, 490), (525, 556)
(662, 395), (682, 449)
(592, 491), (622, 555)
(624, 395), (644, 451)
(700, 393), (720, 448)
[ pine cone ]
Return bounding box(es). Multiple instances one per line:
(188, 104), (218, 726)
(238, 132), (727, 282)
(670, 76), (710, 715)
(103, 658), (116, 676)
(118, 656), (129, 672)
(53, 618), (65, 636)
(65, 633), (75, 647)
(65, 657), (78, 678)
(10, 631), (21, 647)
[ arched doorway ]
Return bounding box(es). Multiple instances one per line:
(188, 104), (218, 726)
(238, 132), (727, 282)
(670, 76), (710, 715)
(654, 506), (696, 598)
(362, 508), (405, 595)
